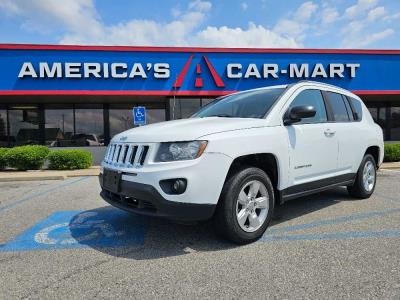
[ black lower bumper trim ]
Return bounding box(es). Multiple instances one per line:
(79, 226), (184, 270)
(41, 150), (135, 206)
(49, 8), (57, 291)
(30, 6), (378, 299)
(99, 174), (216, 221)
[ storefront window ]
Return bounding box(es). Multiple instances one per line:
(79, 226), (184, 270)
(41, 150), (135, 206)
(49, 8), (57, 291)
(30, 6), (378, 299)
(169, 98), (215, 119)
(0, 107), (7, 147)
(390, 106), (400, 141)
(8, 106), (39, 146)
(45, 105), (74, 147)
(109, 104), (166, 138)
(109, 106), (134, 138)
(368, 106), (386, 138)
(74, 104), (104, 146)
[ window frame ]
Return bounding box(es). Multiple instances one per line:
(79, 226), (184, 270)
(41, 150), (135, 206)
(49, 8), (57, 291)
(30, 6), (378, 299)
(322, 91), (352, 123)
(284, 88), (330, 125)
(346, 96), (363, 122)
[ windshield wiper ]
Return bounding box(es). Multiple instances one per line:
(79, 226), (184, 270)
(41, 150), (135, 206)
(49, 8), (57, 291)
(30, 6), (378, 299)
(207, 114), (235, 118)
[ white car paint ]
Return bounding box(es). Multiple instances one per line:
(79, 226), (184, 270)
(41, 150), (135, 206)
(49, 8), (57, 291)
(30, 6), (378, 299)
(101, 81), (384, 206)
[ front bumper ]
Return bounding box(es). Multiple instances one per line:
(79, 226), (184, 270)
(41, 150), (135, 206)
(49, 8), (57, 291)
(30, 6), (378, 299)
(99, 174), (216, 221)
(100, 152), (233, 205)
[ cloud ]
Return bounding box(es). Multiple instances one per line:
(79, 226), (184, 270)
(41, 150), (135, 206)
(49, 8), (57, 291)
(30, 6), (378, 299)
(342, 28), (394, 48)
(383, 12), (400, 21)
(321, 7), (339, 24)
(195, 23), (299, 48)
(188, 0), (212, 12)
(0, 0), (301, 48)
(367, 6), (386, 22)
(273, 1), (317, 42)
(0, 0), (102, 38)
(345, 0), (378, 19)
(0, 0), (395, 49)
(295, 1), (318, 21)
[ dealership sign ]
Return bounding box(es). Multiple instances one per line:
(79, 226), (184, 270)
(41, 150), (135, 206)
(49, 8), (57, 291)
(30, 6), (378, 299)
(0, 45), (400, 94)
(18, 61), (360, 80)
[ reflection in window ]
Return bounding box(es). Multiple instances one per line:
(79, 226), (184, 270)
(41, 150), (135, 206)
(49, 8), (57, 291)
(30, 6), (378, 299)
(74, 105), (104, 146)
(8, 107), (39, 146)
(147, 109), (165, 124)
(391, 107), (400, 140)
(289, 90), (327, 124)
(0, 108), (7, 147)
(109, 108), (134, 138)
(368, 106), (386, 138)
(45, 106), (74, 147)
(169, 98), (201, 119)
(109, 105), (166, 138)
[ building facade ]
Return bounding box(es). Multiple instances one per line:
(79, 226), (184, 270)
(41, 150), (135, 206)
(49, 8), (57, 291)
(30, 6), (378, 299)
(0, 44), (399, 150)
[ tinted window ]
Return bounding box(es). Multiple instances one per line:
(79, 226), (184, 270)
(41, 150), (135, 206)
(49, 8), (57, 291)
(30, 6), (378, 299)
(193, 88), (285, 119)
(289, 89), (327, 124)
(342, 96), (354, 121)
(349, 97), (363, 121)
(326, 92), (350, 122)
(8, 107), (39, 146)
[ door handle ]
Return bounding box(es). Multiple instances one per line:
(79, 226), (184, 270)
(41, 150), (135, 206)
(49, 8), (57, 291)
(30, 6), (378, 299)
(324, 129), (336, 137)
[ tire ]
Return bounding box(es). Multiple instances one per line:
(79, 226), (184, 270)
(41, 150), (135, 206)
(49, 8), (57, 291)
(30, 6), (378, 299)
(214, 166), (275, 244)
(347, 154), (377, 199)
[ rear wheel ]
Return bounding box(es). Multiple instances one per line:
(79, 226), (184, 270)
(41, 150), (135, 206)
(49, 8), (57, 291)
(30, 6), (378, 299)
(214, 166), (274, 244)
(347, 154), (377, 199)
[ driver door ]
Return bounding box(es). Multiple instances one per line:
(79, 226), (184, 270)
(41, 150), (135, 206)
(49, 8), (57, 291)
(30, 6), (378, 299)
(285, 89), (338, 187)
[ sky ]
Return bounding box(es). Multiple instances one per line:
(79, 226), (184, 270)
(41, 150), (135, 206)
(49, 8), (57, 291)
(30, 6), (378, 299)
(0, 0), (399, 49)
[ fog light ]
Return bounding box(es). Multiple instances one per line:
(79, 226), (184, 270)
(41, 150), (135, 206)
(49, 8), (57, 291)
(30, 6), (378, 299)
(159, 178), (187, 195)
(172, 179), (186, 194)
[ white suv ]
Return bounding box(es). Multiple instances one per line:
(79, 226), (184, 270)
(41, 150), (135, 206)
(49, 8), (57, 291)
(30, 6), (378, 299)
(100, 81), (384, 244)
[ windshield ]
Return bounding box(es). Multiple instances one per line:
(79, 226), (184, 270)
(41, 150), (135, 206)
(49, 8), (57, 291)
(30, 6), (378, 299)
(193, 88), (285, 119)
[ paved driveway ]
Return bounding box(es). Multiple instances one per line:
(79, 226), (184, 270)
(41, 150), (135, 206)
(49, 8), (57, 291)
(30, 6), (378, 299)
(0, 170), (399, 299)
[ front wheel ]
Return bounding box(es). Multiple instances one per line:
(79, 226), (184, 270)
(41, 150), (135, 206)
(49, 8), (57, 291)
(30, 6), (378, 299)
(214, 166), (274, 244)
(347, 154), (377, 199)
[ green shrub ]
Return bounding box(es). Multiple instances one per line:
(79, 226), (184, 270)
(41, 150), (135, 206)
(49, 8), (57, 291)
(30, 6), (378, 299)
(5, 145), (50, 170)
(48, 150), (92, 170)
(0, 148), (9, 169)
(384, 143), (400, 162)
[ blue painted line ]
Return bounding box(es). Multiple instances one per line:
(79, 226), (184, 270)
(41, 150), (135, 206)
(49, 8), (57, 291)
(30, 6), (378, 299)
(0, 176), (90, 214)
(0, 208), (148, 252)
(268, 207), (400, 235)
(261, 230), (400, 242)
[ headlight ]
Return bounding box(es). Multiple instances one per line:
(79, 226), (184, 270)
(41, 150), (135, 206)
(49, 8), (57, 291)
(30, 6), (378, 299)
(155, 141), (208, 162)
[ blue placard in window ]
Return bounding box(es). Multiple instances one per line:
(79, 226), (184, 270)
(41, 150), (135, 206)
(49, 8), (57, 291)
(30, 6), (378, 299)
(133, 106), (146, 126)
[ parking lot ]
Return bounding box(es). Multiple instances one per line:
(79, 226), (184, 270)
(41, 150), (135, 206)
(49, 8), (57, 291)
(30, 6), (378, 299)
(0, 170), (399, 299)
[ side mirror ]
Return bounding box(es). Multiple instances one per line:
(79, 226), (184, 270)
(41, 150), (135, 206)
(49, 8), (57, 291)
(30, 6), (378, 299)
(284, 105), (316, 125)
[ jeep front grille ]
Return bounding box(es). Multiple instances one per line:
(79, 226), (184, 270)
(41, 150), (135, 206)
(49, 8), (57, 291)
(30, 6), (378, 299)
(104, 144), (150, 167)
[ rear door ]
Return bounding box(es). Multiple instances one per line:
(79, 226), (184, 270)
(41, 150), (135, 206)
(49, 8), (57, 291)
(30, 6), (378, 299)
(324, 92), (364, 174)
(285, 89), (338, 186)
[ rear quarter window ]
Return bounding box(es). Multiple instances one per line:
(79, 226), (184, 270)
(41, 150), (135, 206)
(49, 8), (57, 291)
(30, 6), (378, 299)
(348, 97), (363, 121)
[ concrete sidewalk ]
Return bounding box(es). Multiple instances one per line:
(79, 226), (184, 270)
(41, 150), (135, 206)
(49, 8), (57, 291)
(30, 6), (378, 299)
(0, 166), (101, 182)
(0, 162), (399, 182)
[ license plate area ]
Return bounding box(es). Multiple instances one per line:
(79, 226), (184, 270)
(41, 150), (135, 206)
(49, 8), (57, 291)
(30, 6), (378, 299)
(103, 169), (122, 193)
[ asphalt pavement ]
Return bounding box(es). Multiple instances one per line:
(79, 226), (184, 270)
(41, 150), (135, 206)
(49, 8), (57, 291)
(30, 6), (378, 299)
(0, 170), (399, 299)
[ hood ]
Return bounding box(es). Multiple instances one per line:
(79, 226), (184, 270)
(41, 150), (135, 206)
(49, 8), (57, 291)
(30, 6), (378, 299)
(112, 117), (268, 143)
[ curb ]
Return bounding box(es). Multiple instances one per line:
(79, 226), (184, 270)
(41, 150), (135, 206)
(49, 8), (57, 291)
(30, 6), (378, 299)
(0, 167), (100, 182)
(0, 175), (67, 182)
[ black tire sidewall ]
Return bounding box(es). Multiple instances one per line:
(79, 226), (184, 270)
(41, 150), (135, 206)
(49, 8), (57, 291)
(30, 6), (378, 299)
(353, 154), (377, 198)
(220, 167), (275, 243)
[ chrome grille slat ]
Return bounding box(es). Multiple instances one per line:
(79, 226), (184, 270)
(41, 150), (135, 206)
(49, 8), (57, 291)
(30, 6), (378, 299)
(104, 143), (150, 167)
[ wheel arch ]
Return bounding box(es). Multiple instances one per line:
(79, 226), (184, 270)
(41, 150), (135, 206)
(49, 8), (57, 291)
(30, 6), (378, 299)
(365, 145), (380, 167)
(223, 153), (281, 203)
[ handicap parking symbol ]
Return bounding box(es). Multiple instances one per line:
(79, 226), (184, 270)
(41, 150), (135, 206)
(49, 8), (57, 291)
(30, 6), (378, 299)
(0, 208), (148, 252)
(133, 106), (146, 126)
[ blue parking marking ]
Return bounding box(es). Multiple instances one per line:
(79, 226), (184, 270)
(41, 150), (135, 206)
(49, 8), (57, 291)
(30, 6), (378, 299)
(0, 207), (148, 252)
